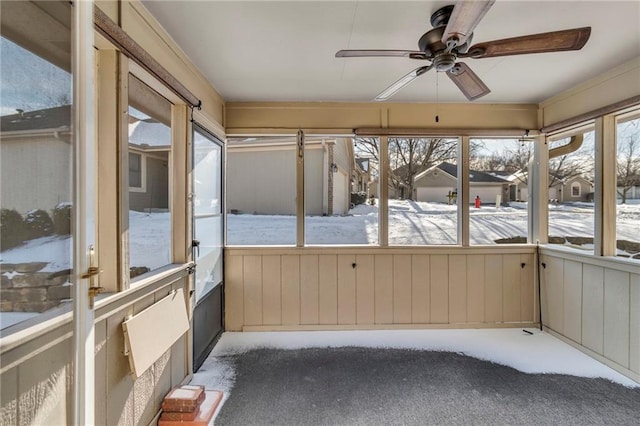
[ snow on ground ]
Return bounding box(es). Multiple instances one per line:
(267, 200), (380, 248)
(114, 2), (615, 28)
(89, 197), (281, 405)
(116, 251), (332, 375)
(1, 200), (638, 270)
(227, 199), (640, 246)
(191, 330), (639, 399)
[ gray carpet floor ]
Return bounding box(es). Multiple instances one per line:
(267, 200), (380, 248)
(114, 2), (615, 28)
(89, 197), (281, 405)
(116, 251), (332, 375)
(214, 347), (640, 426)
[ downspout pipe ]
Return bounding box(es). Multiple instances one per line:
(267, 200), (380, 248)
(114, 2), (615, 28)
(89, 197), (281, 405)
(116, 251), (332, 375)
(548, 134), (583, 159)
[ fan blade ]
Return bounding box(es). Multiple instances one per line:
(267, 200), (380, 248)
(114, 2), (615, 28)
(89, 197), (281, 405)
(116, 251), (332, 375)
(336, 49), (429, 60)
(374, 65), (432, 101)
(447, 62), (490, 101)
(466, 27), (591, 59)
(441, 1), (495, 47)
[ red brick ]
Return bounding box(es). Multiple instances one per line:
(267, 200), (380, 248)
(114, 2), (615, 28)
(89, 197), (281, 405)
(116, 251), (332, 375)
(159, 391), (223, 426)
(161, 385), (205, 413)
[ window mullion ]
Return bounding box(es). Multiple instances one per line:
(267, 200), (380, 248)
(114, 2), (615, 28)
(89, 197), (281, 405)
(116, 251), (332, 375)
(594, 115), (617, 256)
(459, 136), (470, 246)
(379, 136), (389, 247)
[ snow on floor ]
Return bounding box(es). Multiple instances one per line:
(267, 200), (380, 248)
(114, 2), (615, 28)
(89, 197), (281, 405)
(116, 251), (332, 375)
(191, 329), (639, 405)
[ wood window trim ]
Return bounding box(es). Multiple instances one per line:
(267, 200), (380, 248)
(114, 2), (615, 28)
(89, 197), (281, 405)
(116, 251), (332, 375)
(541, 95), (640, 134)
(93, 5), (201, 109)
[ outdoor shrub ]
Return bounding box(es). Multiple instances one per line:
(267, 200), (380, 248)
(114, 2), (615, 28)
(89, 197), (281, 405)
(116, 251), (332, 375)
(24, 209), (54, 240)
(0, 209), (26, 250)
(52, 203), (72, 235)
(350, 192), (367, 206)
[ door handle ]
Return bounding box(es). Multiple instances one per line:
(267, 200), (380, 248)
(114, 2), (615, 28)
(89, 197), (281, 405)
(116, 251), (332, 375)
(192, 239), (200, 258)
(82, 245), (103, 309)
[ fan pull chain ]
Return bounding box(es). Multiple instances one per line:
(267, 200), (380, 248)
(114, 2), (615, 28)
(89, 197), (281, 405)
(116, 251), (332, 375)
(435, 72), (440, 123)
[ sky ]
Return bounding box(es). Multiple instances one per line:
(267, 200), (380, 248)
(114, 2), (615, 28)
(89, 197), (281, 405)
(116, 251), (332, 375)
(0, 37), (71, 116)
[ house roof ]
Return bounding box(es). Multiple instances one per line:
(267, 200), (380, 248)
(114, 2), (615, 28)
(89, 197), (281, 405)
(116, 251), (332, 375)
(1, 105), (70, 132)
(355, 157), (369, 173)
(414, 162), (510, 184)
(129, 119), (171, 148)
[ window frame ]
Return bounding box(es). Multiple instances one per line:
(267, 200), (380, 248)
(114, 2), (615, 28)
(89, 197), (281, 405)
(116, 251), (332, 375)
(128, 151), (146, 192)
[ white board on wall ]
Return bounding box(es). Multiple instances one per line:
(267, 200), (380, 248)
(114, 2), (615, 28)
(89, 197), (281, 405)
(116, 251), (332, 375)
(122, 288), (189, 378)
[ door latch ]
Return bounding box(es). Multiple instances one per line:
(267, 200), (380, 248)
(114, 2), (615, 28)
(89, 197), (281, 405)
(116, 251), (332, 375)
(82, 245), (104, 309)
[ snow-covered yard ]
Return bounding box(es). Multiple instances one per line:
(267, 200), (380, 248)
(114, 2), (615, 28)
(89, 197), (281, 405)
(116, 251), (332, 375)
(227, 199), (639, 248)
(2, 199), (639, 271)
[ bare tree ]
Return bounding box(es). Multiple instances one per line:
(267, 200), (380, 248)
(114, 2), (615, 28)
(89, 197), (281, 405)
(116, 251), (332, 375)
(354, 137), (458, 200)
(617, 119), (640, 204)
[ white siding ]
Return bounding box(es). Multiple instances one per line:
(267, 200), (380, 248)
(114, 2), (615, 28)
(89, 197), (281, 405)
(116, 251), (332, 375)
(333, 170), (348, 214)
(1, 136), (72, 214)
(227, 148), (296, 215)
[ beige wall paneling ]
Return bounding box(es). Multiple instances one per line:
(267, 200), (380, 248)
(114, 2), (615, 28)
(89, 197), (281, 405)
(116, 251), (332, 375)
(281, 255), (301, 325)
(467, 255), (485, 323)
(484, 255), (503, 323)
(581, 264), (605, 354)
(170, 276), (188, 387)
(225, 254), (244, 331)
(562, 260), (583, 343)
(242, 256), (262, 326)
(17, 340), (70, 426)
(449, 255), (467, 323)
(337, 255), (356, 324)
(374, 255), (393, 324)
(130, 293), (156, 425)
(393, 255), (413, 324)
(94, 320), (108, 426)
(262, 255), (282, 326)
(630, 273), (640, 374)
(96, 0), (119, 22)
(170, 334), (187, 388)
(545, 256), (565, 333)
(106, 306), (135, 425)
(1, 367), (18, 426)
(411, 255), (431, 323)
(430, 255), (449, 323)
(603, 269), (631, 368)
(152, 286), (174, 412)
(502, 254), (522, 322)
(520, 254), (535, 322)
(355, 254), (375, 325)
(225, 102), (539, 133)
(300, 255), (320, 325)
(540, 58), (640, 128)
(318, 255), (338, 325)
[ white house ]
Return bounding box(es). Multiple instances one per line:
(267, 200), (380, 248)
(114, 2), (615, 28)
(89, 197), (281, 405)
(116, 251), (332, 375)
(413, 162), (510, 204)
(226, 137), (354, 216)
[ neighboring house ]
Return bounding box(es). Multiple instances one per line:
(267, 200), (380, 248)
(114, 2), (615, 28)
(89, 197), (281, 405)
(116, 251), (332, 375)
(226, 137), (353, 216)
(352, 157), (372, 196)
(548, 175), (594, 202)
(413, 162), (510, 204)
(0, 105), (72, 214)
(488, 170), (529, 202)
(128, 118), (170, 212)
(617, 174), (640, 201)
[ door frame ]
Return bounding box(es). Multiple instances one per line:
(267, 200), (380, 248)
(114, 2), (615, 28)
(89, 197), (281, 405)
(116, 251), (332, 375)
(191, 122), (225, 370)
(72, 0), (97, 424)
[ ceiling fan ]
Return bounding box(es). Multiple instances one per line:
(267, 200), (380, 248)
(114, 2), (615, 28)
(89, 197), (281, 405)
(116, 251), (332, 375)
(335, 1), (591, 101)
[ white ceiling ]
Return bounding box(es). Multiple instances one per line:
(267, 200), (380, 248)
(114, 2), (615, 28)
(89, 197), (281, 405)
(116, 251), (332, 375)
(142, 1), (640, 104)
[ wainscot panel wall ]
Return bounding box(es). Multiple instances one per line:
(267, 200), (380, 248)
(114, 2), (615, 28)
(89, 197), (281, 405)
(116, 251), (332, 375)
(540, 247), (640, 383)
(225, 247), (538, 331)
(0, 273), (189, 426)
